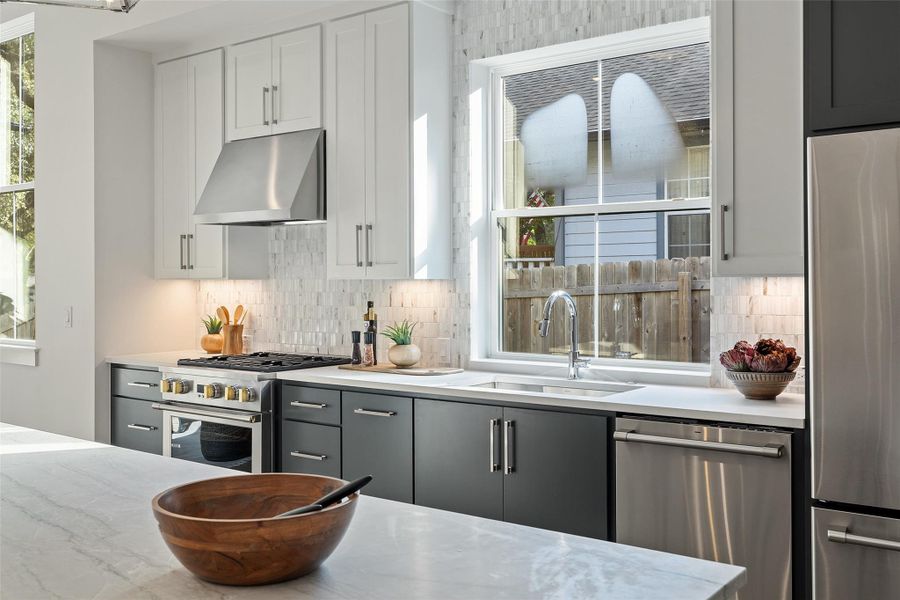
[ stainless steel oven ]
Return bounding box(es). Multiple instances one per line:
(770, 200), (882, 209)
(154, 368), (273, 473)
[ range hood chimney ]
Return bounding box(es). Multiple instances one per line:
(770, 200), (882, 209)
(194, 129), (324, 225)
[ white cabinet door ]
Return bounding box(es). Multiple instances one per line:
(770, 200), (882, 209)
(187, 50), (225, 279)
(711, 0), (804, 276)
(272, 26), (321, 134)
(364, 4), (410, 279)
(226, 37), (272, 141)
(325, 15), (368, 278)
(155, 58), (190, 279)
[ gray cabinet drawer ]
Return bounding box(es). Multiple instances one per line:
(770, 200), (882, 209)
(342, 392), (412, 503)
(281, 385), (340, 425)
(111, 396), (163, 454)
(281, 420), (341, 478)
(111, 367), (162, 402)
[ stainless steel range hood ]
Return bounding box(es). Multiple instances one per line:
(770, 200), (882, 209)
(194, 129), (324, 225)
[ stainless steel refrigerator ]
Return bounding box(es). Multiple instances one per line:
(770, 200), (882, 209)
(808, 127), (900, 599)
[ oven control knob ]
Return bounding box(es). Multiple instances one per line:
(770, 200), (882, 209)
(160, 378), (173, 393)
(172, 379), (190, 394)
(238, 387), (255, 403)
(204, 383), (223, 399)
(225, 385), (238, 401)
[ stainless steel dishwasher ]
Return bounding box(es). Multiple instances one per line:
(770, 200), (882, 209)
(614, 417), (793, 600)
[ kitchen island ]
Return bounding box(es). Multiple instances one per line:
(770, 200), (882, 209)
(1, 423), (745, 599)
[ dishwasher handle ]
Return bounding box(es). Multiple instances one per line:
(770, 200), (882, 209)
(613, 430), (784, 458)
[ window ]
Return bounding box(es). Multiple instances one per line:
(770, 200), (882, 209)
(490, 22), (711, 365)
(1, 16), (36, 343)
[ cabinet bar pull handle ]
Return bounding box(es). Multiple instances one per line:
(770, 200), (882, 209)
(356, 224), (363, 267)
(290, 401), (327, 409)
(272, 84), (278, 124)
(353, 408), (396, 418)
(719, 204), (729, 261)
(127, 381), (158, 388)
(503, 420), (514, 474)
(262, 86), (270, 125)
(127, 424), (157, 431)
(613, 430), (783, 458)
(365, 224), (373, 267)
(180, 234), (187, 269)
(827, 528), (900, 552)
(290, 451), (327, 461)
(187, 233), (193, 270)
(489, 418), (500, 472)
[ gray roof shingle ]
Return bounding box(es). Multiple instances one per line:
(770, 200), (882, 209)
(504, 42), (709, 135)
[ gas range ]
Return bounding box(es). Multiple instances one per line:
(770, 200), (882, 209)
(176, 351), (351, 373)
(155, 352), (349, 473)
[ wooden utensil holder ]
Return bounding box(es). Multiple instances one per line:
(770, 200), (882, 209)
(222, 324), (244, 355)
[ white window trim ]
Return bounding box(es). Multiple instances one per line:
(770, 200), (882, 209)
(1, 13), (37, 365)
(469, 17), (713, 380)
(1, 13), (34, 43)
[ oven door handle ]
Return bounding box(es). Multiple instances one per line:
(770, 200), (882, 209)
(151, 402), (261, 423)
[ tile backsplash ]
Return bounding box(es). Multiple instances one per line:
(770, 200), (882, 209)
(198, 225), (464, 367)
(198, 0), (806, 395)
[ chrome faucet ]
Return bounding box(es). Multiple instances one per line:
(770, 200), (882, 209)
(538, 290), (590, 380)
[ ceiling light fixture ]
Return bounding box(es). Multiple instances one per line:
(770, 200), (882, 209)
(0, 0), (140, 13)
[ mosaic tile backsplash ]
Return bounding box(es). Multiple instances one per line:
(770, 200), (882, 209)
(198, 0), (805, 393)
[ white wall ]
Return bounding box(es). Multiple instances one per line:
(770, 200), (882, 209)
(93, 43), (196, 443)
(0, 2), (205, 440)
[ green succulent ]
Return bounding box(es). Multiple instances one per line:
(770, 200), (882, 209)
(381, 320), (417, 345)
(202, 314), (223, 334)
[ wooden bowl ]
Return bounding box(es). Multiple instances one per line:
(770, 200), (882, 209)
(725, 370), (796, 400)
(152, 473), (358, 586)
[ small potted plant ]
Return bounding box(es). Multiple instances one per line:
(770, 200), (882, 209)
(719, 338), (801, 400)
(201, 315), (224, 354)
(382, 320), (421, 368)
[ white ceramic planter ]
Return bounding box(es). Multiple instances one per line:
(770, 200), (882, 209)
(388, 343), (421, 368)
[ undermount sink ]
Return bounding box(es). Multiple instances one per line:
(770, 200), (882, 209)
(470, 379), (636, 399)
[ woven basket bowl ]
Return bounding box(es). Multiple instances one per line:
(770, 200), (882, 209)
(725, 370), (796, 400)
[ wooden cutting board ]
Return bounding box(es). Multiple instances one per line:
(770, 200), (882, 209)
(338, 364), (463, 376)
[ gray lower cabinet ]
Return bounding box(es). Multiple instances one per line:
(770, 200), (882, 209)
(502, 407), (608, 539)
(414, 399), (504, 520)
(341, 391), (413, 503)
(281, 420), (341, 478)
(414, 400), (609, 539)
(111, 396), (163, 454)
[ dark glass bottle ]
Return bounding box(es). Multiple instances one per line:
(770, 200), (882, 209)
(350, 331), (362, 365)
(364, 300), (378, 365)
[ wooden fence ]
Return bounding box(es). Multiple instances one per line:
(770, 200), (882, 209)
(502, 256), (710, 363)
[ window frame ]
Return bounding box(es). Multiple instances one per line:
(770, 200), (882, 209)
(478, 17), (712, 375)
(1, 13), (37, 365)
(664, 209), (712, 259)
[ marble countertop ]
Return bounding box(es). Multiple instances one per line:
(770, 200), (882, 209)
(1, 423), (745, 600)
(106, 351), (805, 428)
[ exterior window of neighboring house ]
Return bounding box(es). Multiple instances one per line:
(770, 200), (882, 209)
(666, 211), (711, 258)
(1, 16), (36, 343)
(492, 25), (711, 365)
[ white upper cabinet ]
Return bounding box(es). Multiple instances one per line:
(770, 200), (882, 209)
(226, 25), (322, 141)
(711, 0), (804, 276)
(326, 3), (451, 280)
(155, 49), (267, 280)
(272, 27), (322, 134)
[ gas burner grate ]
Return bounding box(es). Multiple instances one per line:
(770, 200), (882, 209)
(177, 352), (351, 373)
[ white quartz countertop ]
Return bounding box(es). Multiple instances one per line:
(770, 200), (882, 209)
(275, 366), (805, 428)
(1, 423), (745, 600)
(106, 351), (805, 428)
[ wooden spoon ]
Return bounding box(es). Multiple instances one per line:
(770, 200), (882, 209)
(216, 306), (229, 325)
(233, 305), (244, 326)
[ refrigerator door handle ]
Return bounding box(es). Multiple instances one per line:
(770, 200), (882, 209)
(827, 527), (900, 552)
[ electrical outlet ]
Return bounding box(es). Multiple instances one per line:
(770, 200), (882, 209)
(64, 306), (73, 328)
